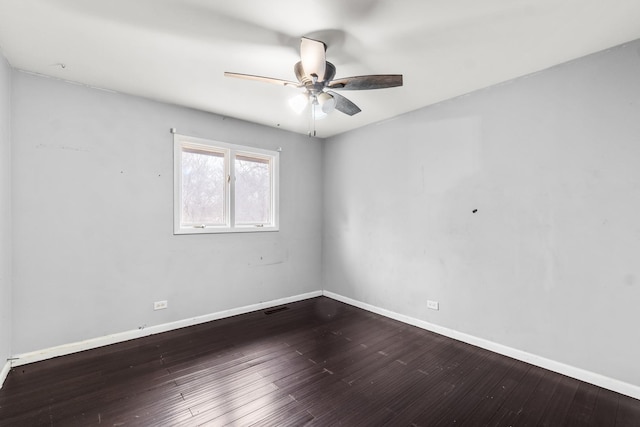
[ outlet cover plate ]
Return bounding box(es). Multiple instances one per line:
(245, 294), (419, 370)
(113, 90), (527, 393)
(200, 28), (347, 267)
(154, 300), (168, 310)
(427, 300), (439, 311)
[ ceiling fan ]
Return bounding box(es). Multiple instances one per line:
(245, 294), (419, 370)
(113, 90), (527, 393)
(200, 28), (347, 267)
(224, 37), (403, 118)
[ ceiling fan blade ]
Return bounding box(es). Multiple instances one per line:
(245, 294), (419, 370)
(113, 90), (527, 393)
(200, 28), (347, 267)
(224, 72), (300, 87)
(300, 37), (326, 80)
(326, 91), (361, 116)
(328, 74), (403, 90)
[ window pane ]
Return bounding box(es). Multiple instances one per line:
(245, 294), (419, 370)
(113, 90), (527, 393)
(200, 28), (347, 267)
(181, 148), (225, 225)
(235, 155), (271, 225)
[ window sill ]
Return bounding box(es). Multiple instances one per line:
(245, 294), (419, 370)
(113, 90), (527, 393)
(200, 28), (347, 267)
(174, 225), (279, 235)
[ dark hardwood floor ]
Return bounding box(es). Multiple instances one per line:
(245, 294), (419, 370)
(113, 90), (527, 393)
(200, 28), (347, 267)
(1, 297), (638, 426)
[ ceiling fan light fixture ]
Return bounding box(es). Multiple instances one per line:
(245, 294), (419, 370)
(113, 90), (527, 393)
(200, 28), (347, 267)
(317, 92), (336, 114)
(289, 92), (308, 114)
(312, 102), (328, 120)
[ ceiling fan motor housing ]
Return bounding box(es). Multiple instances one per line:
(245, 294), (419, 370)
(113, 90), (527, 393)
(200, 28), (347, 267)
(294, 61), (336, 93)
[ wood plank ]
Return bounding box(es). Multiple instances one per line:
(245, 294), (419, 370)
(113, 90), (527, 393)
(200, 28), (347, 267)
(591, 388), (619, 427)
(536, 374), (581, 426)
(564, 381), (600, 426)
(503, 367), (562, 426)
(616, 394), (640, 427)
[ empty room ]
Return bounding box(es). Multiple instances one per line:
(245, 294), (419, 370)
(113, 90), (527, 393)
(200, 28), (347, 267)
(1, 1), (640, 425)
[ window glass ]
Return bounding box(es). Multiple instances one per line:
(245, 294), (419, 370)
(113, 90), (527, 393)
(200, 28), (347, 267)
(235, 155), (271, 225)
(181, 148), (225, 226)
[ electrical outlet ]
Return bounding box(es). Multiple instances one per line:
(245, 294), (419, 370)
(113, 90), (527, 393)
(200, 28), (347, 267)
(154, 300), (168, 310)
(427, 300), (439, 311)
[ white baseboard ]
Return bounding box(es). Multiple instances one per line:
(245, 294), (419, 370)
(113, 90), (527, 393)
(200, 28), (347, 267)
(323, 290), (640, 401)
(0, 360), (10, 389)
(8, 289), (639, 401)
(10, 291), (322, 368)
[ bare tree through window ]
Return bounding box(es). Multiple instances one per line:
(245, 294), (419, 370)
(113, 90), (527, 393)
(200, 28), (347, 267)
(181, 148), (225, 225)
(235, 155), (270, 224)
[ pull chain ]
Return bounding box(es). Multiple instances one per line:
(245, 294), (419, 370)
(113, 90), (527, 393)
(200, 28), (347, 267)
(308, 98), (316, 137)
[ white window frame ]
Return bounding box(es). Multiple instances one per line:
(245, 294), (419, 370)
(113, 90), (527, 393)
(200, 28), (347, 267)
(174, 134), (279, 234)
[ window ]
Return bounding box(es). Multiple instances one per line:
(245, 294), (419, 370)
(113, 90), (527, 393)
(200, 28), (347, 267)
(174, 134), (279, 234)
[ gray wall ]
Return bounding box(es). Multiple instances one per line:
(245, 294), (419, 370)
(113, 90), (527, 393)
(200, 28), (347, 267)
(323, 40), (640, 387)
(11, 72), (323, 354)
(0, 53), (12, 367)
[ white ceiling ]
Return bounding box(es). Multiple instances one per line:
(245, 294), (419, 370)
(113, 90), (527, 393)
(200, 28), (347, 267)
(1, 0), (640, 138)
